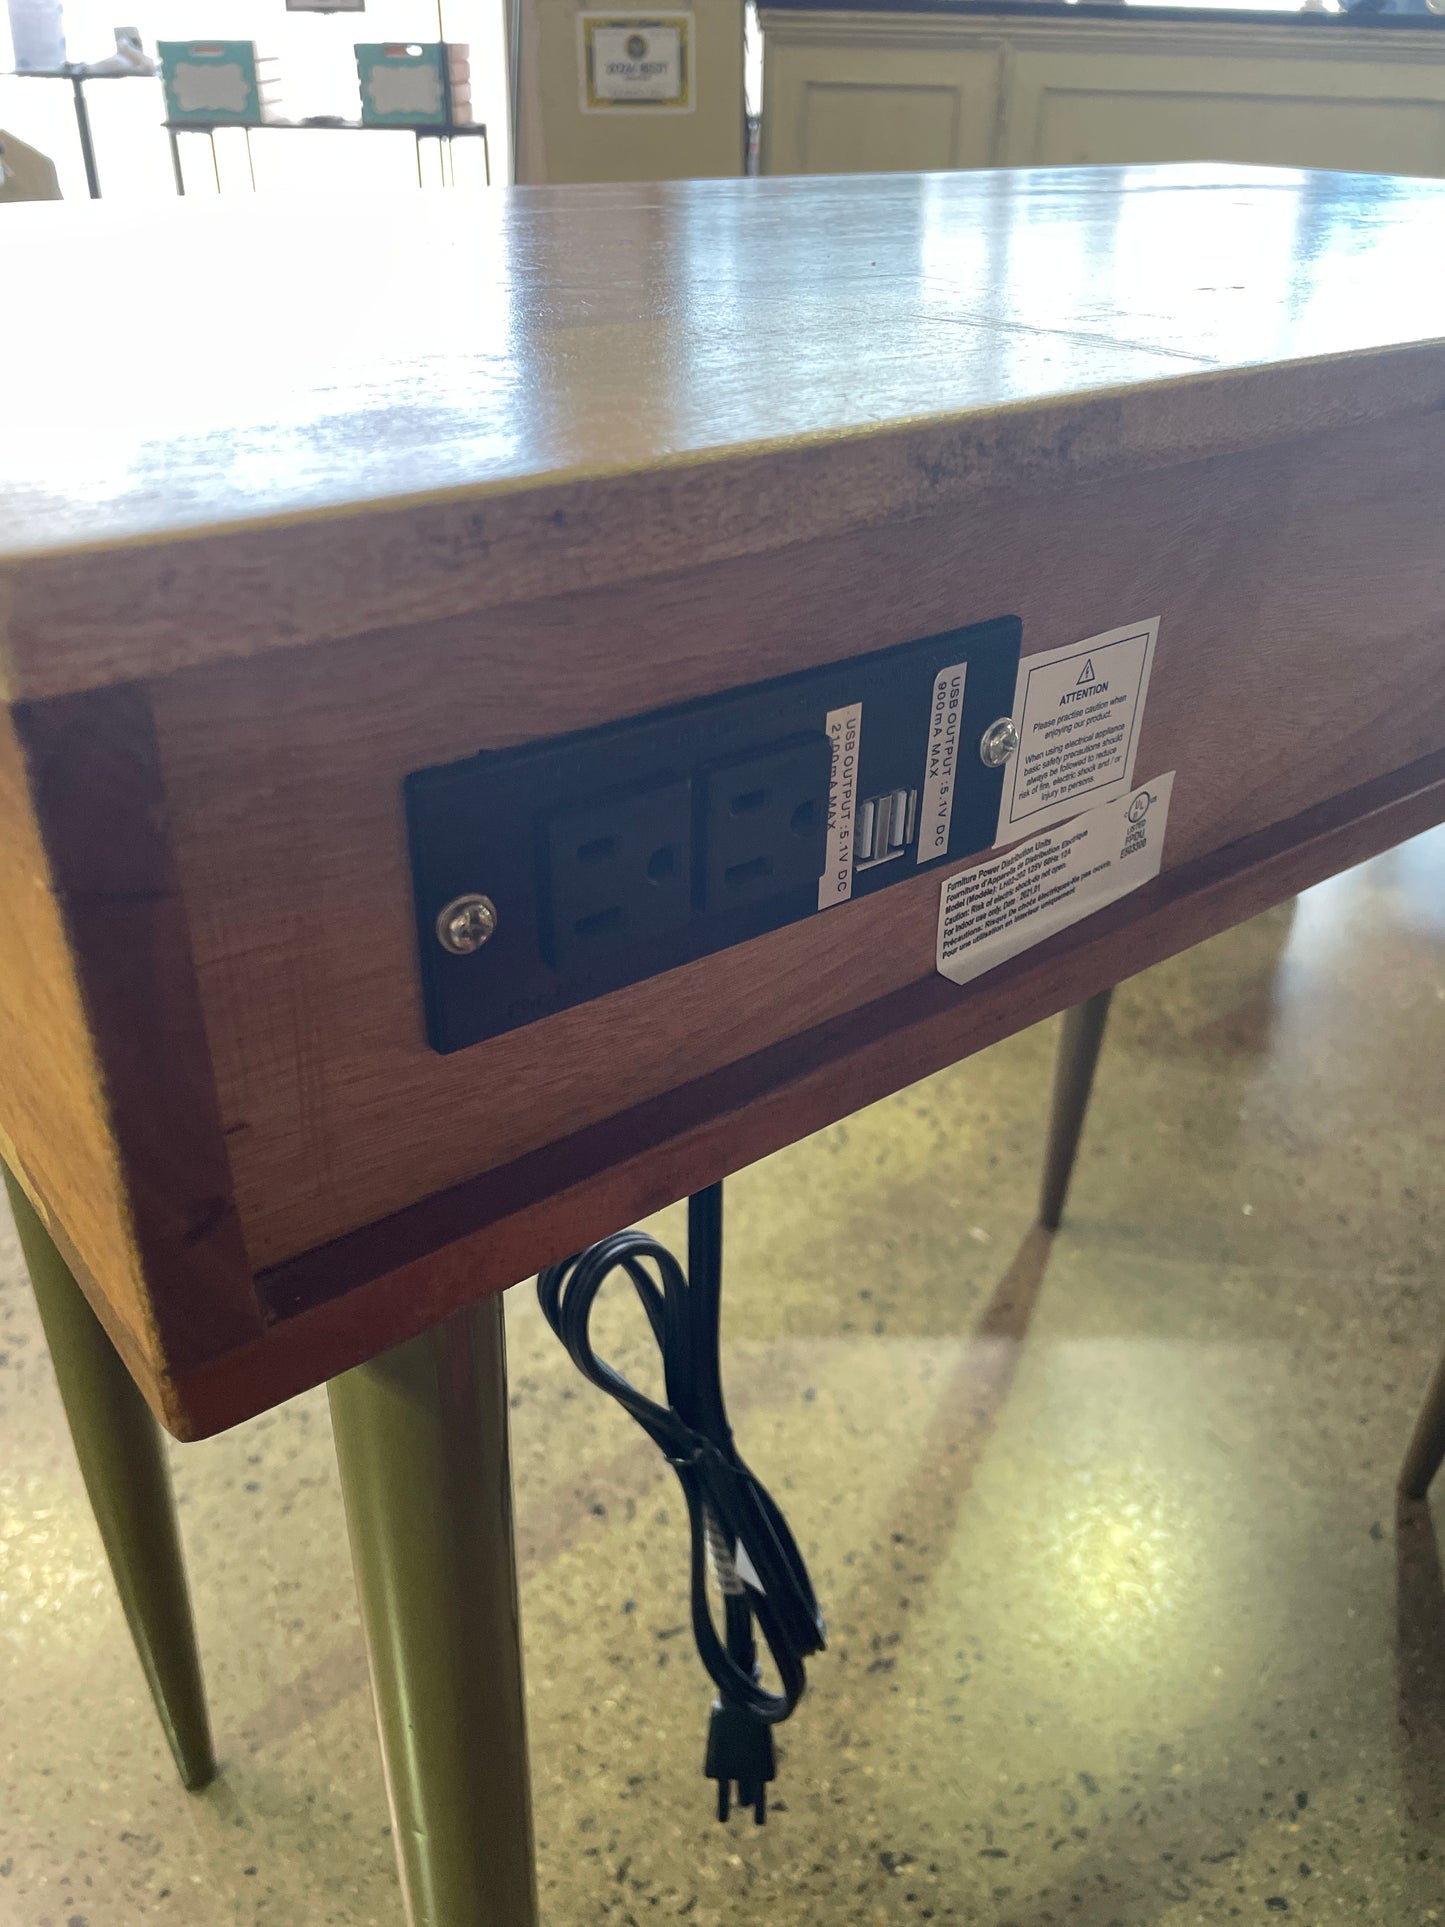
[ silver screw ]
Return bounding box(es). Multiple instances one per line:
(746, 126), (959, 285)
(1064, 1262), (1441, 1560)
(436, 893), (498, 955)
(979, 717), (1020, 768)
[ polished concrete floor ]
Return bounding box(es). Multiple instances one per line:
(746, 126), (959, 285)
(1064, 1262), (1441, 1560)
(2, 828), (1443, 1927)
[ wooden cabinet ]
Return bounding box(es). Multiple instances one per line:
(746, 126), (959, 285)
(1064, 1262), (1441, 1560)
(766, 34), (1001, 172)
(761, 4), (1445, 178)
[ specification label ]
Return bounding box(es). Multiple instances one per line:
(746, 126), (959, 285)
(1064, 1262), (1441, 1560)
(995, 618), (1158, 843)
(916, 660), (968, 865)
(818, 701), (863, 909)
(939, 772), (1175, 988)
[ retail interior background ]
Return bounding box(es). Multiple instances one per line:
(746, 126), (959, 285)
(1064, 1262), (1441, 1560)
(1, 0), (513, 196)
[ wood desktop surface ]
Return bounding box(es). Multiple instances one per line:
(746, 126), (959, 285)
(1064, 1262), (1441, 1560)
(1, 165), (1443, 1436)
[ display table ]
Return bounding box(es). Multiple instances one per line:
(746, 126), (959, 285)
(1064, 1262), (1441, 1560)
(2, 166), (1444, 1926)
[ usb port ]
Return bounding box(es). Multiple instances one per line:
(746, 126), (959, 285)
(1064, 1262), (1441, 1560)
(855, 786), (918, 870)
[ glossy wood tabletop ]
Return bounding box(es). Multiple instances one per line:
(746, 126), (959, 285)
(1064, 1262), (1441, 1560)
(4, 164), (1445, 699)
(3, 162), (1445, 1433)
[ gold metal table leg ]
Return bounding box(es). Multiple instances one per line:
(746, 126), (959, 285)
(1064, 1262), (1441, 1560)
(2, 1162), (216, 1790)
(328, 1295), (539, 1927)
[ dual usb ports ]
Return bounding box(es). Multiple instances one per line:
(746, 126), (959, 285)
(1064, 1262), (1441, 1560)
(854, 786), (920, 872)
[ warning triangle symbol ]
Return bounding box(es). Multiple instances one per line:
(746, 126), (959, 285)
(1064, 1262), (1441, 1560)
(1076, 659), (1096, 684)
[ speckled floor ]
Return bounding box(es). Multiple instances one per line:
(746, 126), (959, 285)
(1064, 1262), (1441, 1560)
(2, 828), (1444, 1927)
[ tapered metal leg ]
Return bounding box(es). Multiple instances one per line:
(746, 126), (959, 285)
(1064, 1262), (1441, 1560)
(329, 1296), (539, 1927)
(1401, 1346), (1445, 1500)
(2, 1163), (215, 1790)
(1039, 989), (1114, 1232)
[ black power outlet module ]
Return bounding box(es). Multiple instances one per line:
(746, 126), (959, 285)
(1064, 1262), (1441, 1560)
(699, 735), (833, 911)
(407, 613), (1021, 1052)
(542, 775), (694, 962)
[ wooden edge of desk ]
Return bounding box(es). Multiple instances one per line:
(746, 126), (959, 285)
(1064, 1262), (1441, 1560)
(12, 686), (263, 1385)
(0, 697), (167, 1388)
(0, 1143), (177, 1410)
(155, 745), (1445, 1440)
(5, 341), (1445, 702)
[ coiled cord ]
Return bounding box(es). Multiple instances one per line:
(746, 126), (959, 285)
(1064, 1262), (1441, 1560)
(537, 1184), (825, 1821)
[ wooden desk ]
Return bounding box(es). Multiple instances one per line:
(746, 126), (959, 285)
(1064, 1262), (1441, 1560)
(3, 164), (1443, 1925)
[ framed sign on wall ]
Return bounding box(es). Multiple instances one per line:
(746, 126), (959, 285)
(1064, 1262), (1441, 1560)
(578, 13), (694, 113)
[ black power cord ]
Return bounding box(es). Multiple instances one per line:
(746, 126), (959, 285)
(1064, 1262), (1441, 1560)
(537, 1183), (825, 1823)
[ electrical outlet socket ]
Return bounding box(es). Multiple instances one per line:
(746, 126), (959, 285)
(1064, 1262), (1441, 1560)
(541, 776), (693, 963)
(699, 733), (832, 911)
(408, 613), (1022, 1051)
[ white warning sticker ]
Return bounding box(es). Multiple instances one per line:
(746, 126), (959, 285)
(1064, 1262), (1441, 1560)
(995, 618), (1158, 844)
(937, 772), (1175, 988)
(817, 701), (863, 909)
(916, 660), (968, 865)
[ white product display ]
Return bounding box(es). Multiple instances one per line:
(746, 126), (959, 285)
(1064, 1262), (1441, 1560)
(7, 0), (66, 70)
(77, 27), (156, 76)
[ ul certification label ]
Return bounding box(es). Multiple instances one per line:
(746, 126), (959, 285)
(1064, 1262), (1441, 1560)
(995, 618), (1158, 844)
(939, 773), (1175, 988)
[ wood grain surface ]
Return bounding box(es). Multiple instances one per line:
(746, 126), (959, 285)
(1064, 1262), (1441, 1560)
(0, 706), (160, 1382)
(4, 166), (1445, 697)
(3, 166), (1444, 1432)
(0, 689), (264, 1426)
(166, 746), (1443, 1437)
(14, 691), (262, 1369)
(151, 404), (1445, 1272)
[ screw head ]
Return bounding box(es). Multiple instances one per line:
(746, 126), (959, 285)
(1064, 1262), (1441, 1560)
(979, 716), (1020, 768)
(436, 893), (498, 955)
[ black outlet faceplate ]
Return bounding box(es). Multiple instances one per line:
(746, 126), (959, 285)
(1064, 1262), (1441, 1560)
(406, 613), (1021, 1052)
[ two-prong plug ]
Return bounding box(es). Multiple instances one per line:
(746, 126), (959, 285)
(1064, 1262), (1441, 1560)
(704, 1698), (776, 1824)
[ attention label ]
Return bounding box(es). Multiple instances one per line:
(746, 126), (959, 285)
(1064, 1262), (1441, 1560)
(818, 701), (862, 909)
(995, 618), (1158, 843)
(938, 772), (1175, 987)
(916, 660), (968, 865)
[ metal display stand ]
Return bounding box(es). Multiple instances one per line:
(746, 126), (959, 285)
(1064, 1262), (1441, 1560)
(165, 117), (490, 194)
(5, 67), (153, 198)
